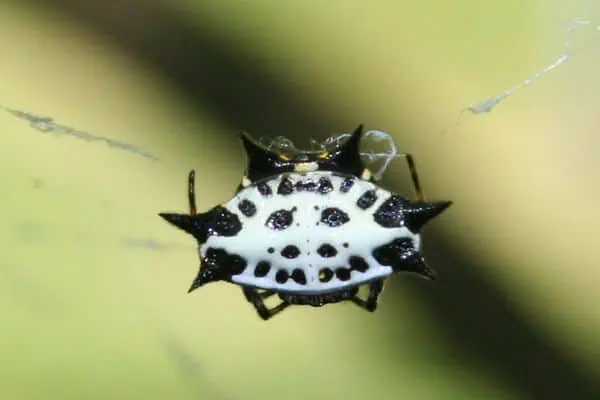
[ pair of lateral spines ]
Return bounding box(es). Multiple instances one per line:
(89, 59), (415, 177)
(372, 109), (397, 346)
(241, 124), (367, 182)
(159, 124), (452, 287)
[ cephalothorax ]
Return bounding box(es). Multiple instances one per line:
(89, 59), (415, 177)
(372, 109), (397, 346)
(159, 125), (451, 320)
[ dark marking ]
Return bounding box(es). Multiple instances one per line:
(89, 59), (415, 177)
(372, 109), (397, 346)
(189, 247), (246, 291)
(275, 269), (289, 284)
(335, 268), (351, 281)
(316, 125), (365, 178)
(160, 206), (243, 243)
(319, 268), (334, 282)
(320, 207), (350, 227)
(340, 177), (355, 193)
(265, 208), (295, 230)
(317, 177), (333, 194)
(277, 177), (294, 195)
(267, 247), (275, 254)
(372, 238), (414, 267)
(291, 269), (307, 285)
(254, 261), (271, 277)
(257, 182), (272, 196)
(205, 247), (226, 261)
(241, 125), (364, 185)
(317, 243), (337, 258)
(349, 256), (369, 272)
(240, 132), (294, 182)
(357, 190), (377, 209)
(402, 200), (453, 233)
(343, 242), (349, 248)
(281, 245), (301, 259)
(373, 195), (405, 228)
(238, 199), (257, 217)
(371, 238), (435, 279)
(278, 287), (358, 307)
(207, 206), (243, 237)
(188, 248), (226, 290)
(314, 205), (320, 210)
(295, 180), (317, 192)
(228, 254), (247, 275)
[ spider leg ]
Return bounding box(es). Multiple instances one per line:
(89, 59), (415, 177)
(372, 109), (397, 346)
(242, 287), (290, 320)
(351, 279), (385, 312)
(398, 153), (424, 202)
(188, 170), (197, 215)
(257, 290), (276, 299)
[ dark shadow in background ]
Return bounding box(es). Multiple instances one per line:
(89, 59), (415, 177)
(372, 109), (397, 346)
(35, 1), (600, 398)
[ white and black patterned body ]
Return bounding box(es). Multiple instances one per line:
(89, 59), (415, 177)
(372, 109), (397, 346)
(160, 125), (451, 320)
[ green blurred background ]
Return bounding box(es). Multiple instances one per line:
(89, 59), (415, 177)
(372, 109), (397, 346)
(1, 1), (600, 399)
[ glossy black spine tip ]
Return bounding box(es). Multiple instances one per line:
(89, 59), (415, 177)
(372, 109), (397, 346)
(403, 200), (452, 233)
(159, 212), (194, 232)
(158, 212), (209, 243)
(411, 255), (437, 280)
(188, 259), (225, 292)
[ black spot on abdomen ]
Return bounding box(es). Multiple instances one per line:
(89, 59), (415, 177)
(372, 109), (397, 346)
(340, 177), (355, 193)
(204, 248), (227, 266)
(238, 199), (257, 217)
(254, 261), (271, 277)
(372, 238), (415, 266)
(265, 208), (296, 230)
(281, 245), (301, 259)
(257, 182), (272, 196)
(349, 256), (369, 272)
(275, 269), (289, 283)
(203, 247), (247, 277)
(291, 269), (307, 285)
(317, 243), (338, 258)
(320, 207), (350, 227)
(295, 180), (317, 192)
(373, 195), (406, 228)
(208, 206), (242, 237)
(317, 177), (333, 194)
(357, 190), (377, 209)
(277, 177), (294, 195)
(335, 268), (351, 281)
(228, 254), (248, 275)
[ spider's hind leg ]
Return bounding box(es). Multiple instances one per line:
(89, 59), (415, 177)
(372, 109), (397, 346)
(242, 287), (290, 320)
(399, 153), (425, 202)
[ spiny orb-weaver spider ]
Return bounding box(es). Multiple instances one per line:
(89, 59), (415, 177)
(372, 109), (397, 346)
(159, 125), (451, 320)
